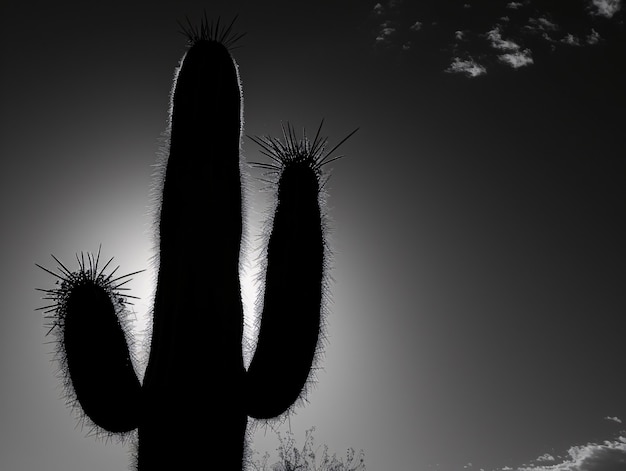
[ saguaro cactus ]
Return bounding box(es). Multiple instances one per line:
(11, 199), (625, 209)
(37, 16), (356, 471)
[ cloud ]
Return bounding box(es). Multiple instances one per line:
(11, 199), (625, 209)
(515, 437), (626, 471)
(587, 28), (602, 44)
(376, 25), (396, 42)
(536, 454), (556, 462)
(589, 0), (622, 18)
(485, 26), (535, 68)
(605, 416), (622, 424)
(370, 0), (621, 74)
(486, 26), (522, 51)
(499, 49), (534, 68)
(526, 17), (559, 32)
(486, 26), (534, 68)
(445, 57), (487, 77)
(561, 33), (581, 46)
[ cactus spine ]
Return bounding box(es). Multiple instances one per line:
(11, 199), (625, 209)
(37, 16), (355, 471)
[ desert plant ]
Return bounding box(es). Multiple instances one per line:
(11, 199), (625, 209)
(37, 15), (356, 471)
(247, 427), (366, 471)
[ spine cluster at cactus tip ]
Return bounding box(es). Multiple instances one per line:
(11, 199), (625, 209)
(37, 15), (356, 471)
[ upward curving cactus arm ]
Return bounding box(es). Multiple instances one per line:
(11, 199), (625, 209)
(36, 251), (143, 434)
(246, 162), (324, 418)
(246, 124), (357, 419)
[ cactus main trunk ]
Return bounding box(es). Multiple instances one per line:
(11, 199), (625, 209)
(140, 40), (247, 470)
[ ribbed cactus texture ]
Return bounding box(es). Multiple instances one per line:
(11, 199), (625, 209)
(37, 16), (355, 471)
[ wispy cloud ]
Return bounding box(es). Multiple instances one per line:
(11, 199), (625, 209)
(445, 57), (487, 77)
(484, 26), (534, 68)
(376, 24), (396, 43)
(372, 0), (403, 14)
(526, 17), (559, 33)
(409, 21), (422, 32)
(486, 26), (522, 51)
(536, 453), (556, 462)
(605, 416), (622, 424)
(499, 49), (534, 68)
(561, 33), (581, 46)
(516, 437), (626, 471)
(369, 0), (622, 77)
(589, 0), (623, 18)
(372, 1), (416, 47)
(587, 28), (602, 44)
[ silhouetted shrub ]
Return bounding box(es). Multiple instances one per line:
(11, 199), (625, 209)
(248, 427), (366, 471)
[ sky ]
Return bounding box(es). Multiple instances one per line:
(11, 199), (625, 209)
(1, 1), (625, 471)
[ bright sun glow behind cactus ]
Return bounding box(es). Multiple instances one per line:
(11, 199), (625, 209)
(36, 14), (358, 471)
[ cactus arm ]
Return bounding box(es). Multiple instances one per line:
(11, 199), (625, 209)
(246, 160), (324, 419)
(246, 124), (357, 420)
(63, 279), (142, 432)
(245, 124), (337, 419)
(36, 253), (142, 433)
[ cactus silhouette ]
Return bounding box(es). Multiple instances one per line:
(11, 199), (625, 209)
(37, 15), (356, 471)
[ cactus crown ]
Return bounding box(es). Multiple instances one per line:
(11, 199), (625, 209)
(36, 247), (142, 337)
(177, 13), (246, 50)
(248, 121), (359, 188)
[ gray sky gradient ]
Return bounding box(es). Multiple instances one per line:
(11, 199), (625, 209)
(1, 1), (625, 471)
